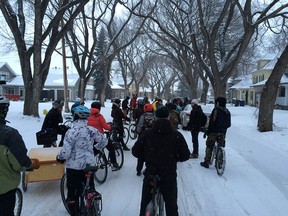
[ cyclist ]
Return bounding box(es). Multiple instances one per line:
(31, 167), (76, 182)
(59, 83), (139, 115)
(0, 95), (39, 216)
(88, 101), (119, 171)
(56, 105), (108, 216)
(122, 96), (130, 125)
(200, 96), (231, 168)
(133, 99), (145, 125)
(111, 99), (130, 151)
(134, 103), (155, 176)
(132, 106), (190, 216)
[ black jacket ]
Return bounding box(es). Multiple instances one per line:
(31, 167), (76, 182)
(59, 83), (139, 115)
(207, 106), (231, 135)
(132, 118), (190, 178)
(111, 103), (129, 133)
(41, 108), (63, 131)
(187, 105), (203, 132)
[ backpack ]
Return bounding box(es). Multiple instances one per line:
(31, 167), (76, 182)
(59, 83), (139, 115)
(199, 111), (208, 127)
(143, 114), (155, 129)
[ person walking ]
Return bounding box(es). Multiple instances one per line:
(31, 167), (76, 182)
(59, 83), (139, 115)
(41, 100), (64, 147)
(111, 99), (130, 151)
(0, 95), (39, 216)
(122, 96), (130, 125)
(132, 106), (190, 216)
(56, 105), (108, 216)
(88, 101), (119, 171)
(187, 99), (204, 158)
(200, 96), (231, 168)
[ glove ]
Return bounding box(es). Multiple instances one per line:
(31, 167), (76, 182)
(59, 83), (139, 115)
(56, 156), (66, 164)
(31, 158), (40, 169)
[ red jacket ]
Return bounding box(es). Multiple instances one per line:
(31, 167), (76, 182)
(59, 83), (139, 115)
(87, 108), (111, 134)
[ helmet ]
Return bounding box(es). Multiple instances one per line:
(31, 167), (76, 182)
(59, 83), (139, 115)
(0, 95), (10, 105)
(91, 101), (101, 110)
(137, 99), (144, 105)
(215, 97), (227, 107)
(72, 105), (90, 120)
(114, 99), (121, 104)
(52, 100), (64, 109)
(144, 104), (153, 112)
(0, 95), (10, 119)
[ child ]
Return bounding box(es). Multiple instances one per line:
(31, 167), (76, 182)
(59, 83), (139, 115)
(57, 105), (108, 215)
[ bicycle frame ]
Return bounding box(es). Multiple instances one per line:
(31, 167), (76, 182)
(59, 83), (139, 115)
(80, 166), (102, 216)
(210, 133), (226, 176)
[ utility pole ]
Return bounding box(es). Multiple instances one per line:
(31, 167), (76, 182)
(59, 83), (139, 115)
(60, 0), (70, 113)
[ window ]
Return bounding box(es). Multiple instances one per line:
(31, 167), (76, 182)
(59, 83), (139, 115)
(8, 87), (15, 94)
(278, 86), (285, 97)
(0, 73), (8, 81)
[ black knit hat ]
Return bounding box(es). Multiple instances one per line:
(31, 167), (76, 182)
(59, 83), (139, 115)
(114, 99), (121, 104)
(91, 101), (101, 110)
(215, 97), (227, 107)
(155, 106), (169, 118)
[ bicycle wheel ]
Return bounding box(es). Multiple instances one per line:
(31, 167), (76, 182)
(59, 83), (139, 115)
(60, 173), (71, 214)
(21, 172), (27, 192)
(215, 147), (226, 176)
(129, 123), (138, 140)
(209, 146), (216, 166)
(123, 127), (130, 144)
(14, 188), (23, 216)
(114, 142), (124, 169)
(94, 152), (108, 184)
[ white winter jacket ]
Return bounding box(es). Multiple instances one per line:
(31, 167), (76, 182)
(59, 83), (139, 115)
(57, 119), (108, 170)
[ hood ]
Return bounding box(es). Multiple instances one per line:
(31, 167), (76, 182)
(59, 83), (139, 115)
(90, 108), (100, 115)
(152, 118), (174, 135)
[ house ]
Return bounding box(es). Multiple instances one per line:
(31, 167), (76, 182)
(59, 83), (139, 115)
(1, 63), (131, 101)
(229, 55), (288, 109)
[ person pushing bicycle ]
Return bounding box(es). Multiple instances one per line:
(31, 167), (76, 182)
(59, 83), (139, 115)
(56, 105), (108, 216)
(132, 106), (190, 216)
(0, 95), (39, 216)
(200, 96), (231, 169)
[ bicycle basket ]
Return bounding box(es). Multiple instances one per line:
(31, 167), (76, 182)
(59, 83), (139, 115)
(36, 128), (57, 145)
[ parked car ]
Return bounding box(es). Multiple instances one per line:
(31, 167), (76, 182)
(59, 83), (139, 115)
(180, 104), (211, 130)
(206, 96), (215, 104)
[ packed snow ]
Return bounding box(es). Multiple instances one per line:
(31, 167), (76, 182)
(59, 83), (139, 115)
(6, 100), (288, 216)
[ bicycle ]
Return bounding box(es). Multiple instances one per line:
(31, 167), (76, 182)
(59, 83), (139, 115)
(128, 122), (138, 140)
(110, 123), (130, 145)
(145, 175), (165, 216)
(60, 165), (102, 216)
(93, 131), (124, 184)
(209, 133), (226, 176)
(14, 188), (23, 216)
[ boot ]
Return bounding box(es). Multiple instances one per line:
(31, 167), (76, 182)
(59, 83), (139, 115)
(200, 161), (209, 169)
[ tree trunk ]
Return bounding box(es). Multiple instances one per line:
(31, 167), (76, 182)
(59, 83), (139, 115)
(258, 45), (288, 132)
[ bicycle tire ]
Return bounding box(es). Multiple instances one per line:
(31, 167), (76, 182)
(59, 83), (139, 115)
(114, 142), (124, 169)
(94, 152), (108, 184)
(60, 173), (71, 214)
(123, 127), (130, 144)
(21, 172), (27, 192)
(129, 123), (138, 140)
(215, 147), (226, 176)
(14, 188), (23, 216)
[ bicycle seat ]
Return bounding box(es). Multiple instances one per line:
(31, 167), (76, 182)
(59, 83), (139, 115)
(84, 165), (98, 173)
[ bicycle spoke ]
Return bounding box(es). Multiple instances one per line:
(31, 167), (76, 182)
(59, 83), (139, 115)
(216, 147), (226, 176)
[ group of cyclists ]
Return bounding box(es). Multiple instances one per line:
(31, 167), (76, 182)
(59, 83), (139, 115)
(0, 92), (231, 216)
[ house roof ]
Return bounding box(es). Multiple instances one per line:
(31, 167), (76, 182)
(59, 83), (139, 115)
(250, 74), (288, 87)
(0, 62), (17, 76)
(230, 74), (253, 89)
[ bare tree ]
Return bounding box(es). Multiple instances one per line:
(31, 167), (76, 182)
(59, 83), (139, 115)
(258, 45), (288, 132)
(189, 0), (288, 97)
(64, 0), (157, 105)
(0, 0), (89, 116)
